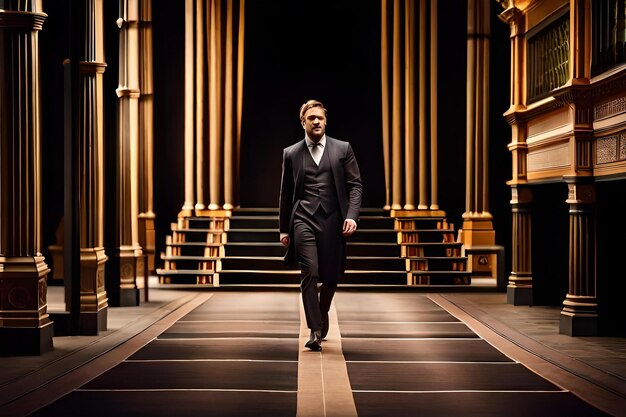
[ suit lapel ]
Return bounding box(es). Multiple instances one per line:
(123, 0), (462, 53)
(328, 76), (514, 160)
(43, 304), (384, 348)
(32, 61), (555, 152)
(326, 137), (340, 182)
(295, 139), (307, 194)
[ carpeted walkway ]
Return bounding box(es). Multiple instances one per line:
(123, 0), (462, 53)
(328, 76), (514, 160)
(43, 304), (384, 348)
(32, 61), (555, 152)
(21, 291), (615, 417)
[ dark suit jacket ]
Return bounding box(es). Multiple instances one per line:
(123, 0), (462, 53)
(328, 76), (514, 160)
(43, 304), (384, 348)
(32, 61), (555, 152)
(279, 136), (363, 266)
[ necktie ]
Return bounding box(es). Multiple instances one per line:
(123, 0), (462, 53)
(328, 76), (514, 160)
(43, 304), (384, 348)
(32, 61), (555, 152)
(310, 142), (322, 165)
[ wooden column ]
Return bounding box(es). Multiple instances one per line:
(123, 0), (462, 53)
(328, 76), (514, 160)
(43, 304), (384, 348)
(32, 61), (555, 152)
(77, 0), (109, 332)
(499, 3), (532, 304)
(381, 0), (391, 210)
(181, 0), (244, 215)
(507, 185), (533, 305)
(113, 0), (143, 306)
(561, 181), (598, 336)
(138, 0), (156, 275)
(460, 0), (498, 275)
(391, 0), (402, 210)
(182, 0), (195, 214)
(429, 0), (439, 210)
(0, 1), (54, 355)
(381, 0), (443, 217)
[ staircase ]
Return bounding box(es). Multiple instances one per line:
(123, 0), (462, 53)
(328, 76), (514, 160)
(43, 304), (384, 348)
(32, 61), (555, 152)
(156, 208), (471, 287)
(217, 208), (407, 285)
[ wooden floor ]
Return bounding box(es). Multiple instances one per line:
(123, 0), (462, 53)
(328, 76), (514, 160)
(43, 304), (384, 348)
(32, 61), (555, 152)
(0, 283), (624, 417)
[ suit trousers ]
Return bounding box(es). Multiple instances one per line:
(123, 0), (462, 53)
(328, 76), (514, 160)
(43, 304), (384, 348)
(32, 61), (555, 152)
(293, 205), (344, 331)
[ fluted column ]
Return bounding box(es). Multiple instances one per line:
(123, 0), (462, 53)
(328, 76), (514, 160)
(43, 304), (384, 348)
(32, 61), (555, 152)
(182, 0), (194, 212)
(0, 1), (54, 355)
(561, 181), (598, 336)
(507, 185), (533, 305)
(405, 0), (416, 210)
(381, 0), (442, 216)
(429, 0), (439, 210)
(77, 0), (109, 331)
(499, 2), (532, 303)
(381, 0), (391, 210)
(391, 0), (402, 210)
(459, 0), (502, 282)
(137, 0), (156, 274)
(113, 0), (143, 306)
(461, 0), (495, 242)
(181, 0), (244, 216)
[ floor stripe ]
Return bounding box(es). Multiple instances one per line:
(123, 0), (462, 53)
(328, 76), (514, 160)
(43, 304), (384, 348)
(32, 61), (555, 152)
(75, 388), (297, 393)
(125, 359), (298, 363)
(296, 299), (326, 417)
(155, 335), (298, 341)
(320, 305), (359, 417)
(345, 361), (519, 365)
(351, 389), (569, 394)
(177, 320), (299, 323)
(296, 296), (358, 417)
(339, 337), (480, 341)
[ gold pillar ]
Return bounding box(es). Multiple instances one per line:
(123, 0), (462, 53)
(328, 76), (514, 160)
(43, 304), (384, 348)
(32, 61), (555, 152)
(138, 0), (156, 274)
(381, 0), (391, 210)
(77, 0), (108, 332)
(0, 1), (54, 355)
(391, 0), (402, 210)
(182, 0), (195, 213)
(415, 0), (425, 210)
(182, 0), (244, 216)
(207, 0), (221, 211)
(195, 0), (207, 211)
(461, 0), (495, 246)
(561, 181), (598, 336)
(429, 0), (439, 210)
(404, 0), (416, 210)
(114, 0), (143, 306)
(223, 2), (235, 210)
(382, 0), (443, 217)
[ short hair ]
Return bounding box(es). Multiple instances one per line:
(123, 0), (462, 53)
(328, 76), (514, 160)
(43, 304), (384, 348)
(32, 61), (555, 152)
(299, 99), (327, 122)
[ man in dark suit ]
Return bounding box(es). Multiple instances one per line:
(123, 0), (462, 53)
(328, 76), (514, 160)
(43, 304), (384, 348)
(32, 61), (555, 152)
(279, 99), (362, 351)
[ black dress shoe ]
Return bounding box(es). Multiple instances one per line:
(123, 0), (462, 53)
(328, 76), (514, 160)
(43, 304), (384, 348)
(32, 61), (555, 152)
(305, 330), (322, 351)
(321, 312), (329, 340)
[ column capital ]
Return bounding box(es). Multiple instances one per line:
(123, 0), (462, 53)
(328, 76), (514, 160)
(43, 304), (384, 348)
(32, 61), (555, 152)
(0, 10), (46, 30)
(80, 62), (107, 74)
(565, 180), (595, 205)
(510, 185), (532, 205)
(116, 87), (141, 98)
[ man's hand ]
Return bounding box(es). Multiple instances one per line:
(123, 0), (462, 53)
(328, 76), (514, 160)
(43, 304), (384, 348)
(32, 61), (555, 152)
(342, 219), (357, 237)
(280, 235), (290, 247)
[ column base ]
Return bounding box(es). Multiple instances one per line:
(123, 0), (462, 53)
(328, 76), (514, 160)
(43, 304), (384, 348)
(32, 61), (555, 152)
(119, 287), (140, 307)
(108, 248), (144, 307)
(507, 285), (533, 306)
(138, 214), (156, 274)
(0, 322), (54, 356)
(80, 309), (108, 334)
(560, 313), (598, 336)
(49, 309), (108, 336)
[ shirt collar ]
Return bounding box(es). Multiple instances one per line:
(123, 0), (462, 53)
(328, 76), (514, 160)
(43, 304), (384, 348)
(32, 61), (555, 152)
(306, 135), (326, 148)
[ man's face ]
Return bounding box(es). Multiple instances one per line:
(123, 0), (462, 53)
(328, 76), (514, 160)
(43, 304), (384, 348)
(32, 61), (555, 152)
(302, 107), (326, 141)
